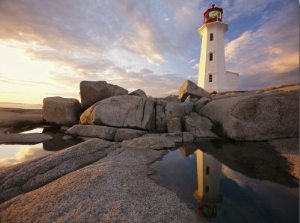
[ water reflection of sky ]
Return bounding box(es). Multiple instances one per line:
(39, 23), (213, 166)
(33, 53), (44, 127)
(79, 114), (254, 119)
(0, 144), (52, 167)
(151, 145), (299, 223)
(0, 128), (52, 168)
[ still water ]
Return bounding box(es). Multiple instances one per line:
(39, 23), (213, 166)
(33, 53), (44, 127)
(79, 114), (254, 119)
(0, 126), (82, 168)
(150, 142), (299, 223)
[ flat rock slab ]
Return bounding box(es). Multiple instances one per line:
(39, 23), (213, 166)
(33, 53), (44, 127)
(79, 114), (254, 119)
(0, 133), (52, 144)
(67, 124), (117, 141)
(121, 134), (176, 150)
(0, 139), (205, 223)
(0, 139), (120, 204)
(0, 108), (43, 129)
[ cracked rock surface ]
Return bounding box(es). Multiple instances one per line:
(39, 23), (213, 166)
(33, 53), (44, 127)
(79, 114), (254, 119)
(0, 137), (206, 223)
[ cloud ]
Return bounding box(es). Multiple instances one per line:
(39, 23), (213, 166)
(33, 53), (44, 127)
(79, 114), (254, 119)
(225, 1), (299, 89)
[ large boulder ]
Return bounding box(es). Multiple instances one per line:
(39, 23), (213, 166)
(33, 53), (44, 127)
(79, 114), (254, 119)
(114, 128), (147, 142)
(178, 80), (211, 102)
(183, 112), (217, 138)
(165, 101), (194, 121)
(166, 117), (182, 133)
(200, 90), (299, 140)
(80, 81), (128, 109)
(67, 124), (117, 141)
(42, 97), (81, 126)
(155, 99), (168, 133)
(80, 95), (155, 131)
(129, 89), (147, 98)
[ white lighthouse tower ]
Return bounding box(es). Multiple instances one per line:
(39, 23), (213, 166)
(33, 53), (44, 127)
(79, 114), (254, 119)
(198, 4), (238, 92)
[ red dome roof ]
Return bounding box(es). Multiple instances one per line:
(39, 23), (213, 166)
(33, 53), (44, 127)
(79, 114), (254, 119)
(203, 4), (223, 24)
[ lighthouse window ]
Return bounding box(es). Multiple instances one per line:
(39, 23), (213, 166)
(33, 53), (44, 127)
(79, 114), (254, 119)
(209, 74), (213, 82)
(205, 185), (210, 193)
(206, 166), (210, 175)
(209, 52), (213, 61)
(210, 33), (214, 41)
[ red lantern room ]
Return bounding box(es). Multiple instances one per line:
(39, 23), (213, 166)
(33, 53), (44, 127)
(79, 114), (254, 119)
(203, 4), (223, 24)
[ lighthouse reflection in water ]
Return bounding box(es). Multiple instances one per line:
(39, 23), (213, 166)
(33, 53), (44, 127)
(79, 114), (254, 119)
(150, 142), (299, 223)
(194, 149), (222, 218)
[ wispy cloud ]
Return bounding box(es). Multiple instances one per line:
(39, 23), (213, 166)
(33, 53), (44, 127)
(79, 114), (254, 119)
(0, 0), (298, 102)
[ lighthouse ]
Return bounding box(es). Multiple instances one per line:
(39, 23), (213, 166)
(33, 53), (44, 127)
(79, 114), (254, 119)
(198, 4), (238, 92)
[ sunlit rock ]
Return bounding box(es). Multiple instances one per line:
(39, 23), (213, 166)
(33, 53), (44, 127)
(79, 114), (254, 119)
(114, 128), (147, 142)
(129, 89), (147, 98)
(42, 97), (81, 126)
(200, 89), (299, 140)
(67, 124), (117, 141)
(0, 139), (120, 204)
(80, 81), (128, 109)
(121, 134), (175, 150)
(178, 80), (211, 102)
(80, 95), (155, 131)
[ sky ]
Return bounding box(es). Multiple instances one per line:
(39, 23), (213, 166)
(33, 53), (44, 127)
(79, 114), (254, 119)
(0, 0), (299, 104)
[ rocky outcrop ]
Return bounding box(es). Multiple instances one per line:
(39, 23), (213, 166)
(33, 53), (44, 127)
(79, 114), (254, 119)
(42, 97), (81, 126)
(121, 134), (176, 150)
(155, 99), (168, 133)
(80, 81), (128, 109)
(167, 117), (182, 133)
(184, 112), (217, 138)
(0, 108), (43, 130)
(195, 97), (211, 113)
(129, 89), (147, 98)
(201, 90), (299, 140)
(67, 124), (117, 141)
(114, 128), (147, 142)
(0, 139), (120, 204)
(0, 141), (203, 223)
(165, 101), (194, 121)
(178, 80), (211, 102)
(0, 133), (52, 144)
(80, 95), (155, 131)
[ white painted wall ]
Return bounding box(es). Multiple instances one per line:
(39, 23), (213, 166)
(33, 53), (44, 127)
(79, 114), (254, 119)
(198, 22), (228, 93)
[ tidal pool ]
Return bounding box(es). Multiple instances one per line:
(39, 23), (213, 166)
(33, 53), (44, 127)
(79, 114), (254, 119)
(150, 141), (299, 223)
(0, 126), (82, 168)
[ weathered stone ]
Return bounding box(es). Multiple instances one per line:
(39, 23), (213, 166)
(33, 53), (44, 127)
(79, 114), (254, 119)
(114, 128), (147, 142)
(80, 81), (128, 109)
(121, 134), (175, 150)
(195, 97), (211, 113)
(165, 101), (194, 121)
(155, 99), (167, 133)
(67, 124), (117, 141)
(165, 132), (183, 143)
(183, 131), (195, 142)
(0, 133), (52, 144)
(0, 108), (43, 129)
(80, 95), (155, 131)
(0, 139), (120, 204)
(184, 112), (217, 138)
(42, 97), (81, 126)
(166, 117), (182, 133)
(178, 80), (211, 102)
(129, 89), (147, 98)
(0, 147), (203, 223)
(200, 90), (299, 140)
